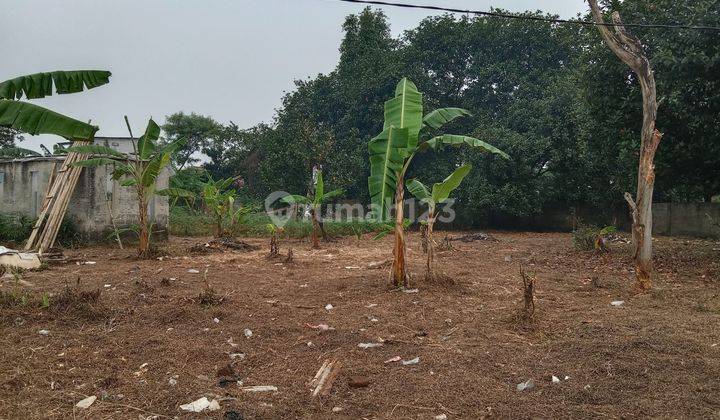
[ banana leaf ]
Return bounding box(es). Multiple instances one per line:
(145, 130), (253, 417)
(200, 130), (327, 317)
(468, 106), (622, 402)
(431, 164), (472, 204)
(424, 134), (509, 159)
(422, 107), (471, 129)
(384, 78), (423, 150)
(0, 99), (98, 139)
(0, 70), (111, 100)
(368, 127), (408, 221)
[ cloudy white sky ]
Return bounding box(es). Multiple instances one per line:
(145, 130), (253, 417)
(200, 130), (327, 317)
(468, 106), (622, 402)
(2, 0), (587, 151)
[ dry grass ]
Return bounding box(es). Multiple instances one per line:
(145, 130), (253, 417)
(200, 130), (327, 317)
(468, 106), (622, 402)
(0, 232), (718, 418)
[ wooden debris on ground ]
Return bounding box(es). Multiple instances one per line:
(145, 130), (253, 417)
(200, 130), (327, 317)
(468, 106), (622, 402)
(309, 359), (342, 398)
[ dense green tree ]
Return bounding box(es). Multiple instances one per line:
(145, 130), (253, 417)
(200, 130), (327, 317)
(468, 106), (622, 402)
(162, 112), (222, 169)
(581, 0), (720, 203)
(165, 4), (719, 226)
(0, 127), (22, 148)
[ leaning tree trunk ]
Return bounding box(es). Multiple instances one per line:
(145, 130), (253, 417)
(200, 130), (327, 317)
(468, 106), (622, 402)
(589, 0), (662, 291)
(137, 189), (150, 258)
(391, 177), (409, 288)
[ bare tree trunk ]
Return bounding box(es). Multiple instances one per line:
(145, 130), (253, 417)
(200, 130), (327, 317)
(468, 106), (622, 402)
(589, 0), (662, 291)
(137, 189), (150, 258)
(392, 177), (409, 288)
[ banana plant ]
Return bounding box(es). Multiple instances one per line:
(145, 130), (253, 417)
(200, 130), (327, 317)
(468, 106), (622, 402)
(281, 169), (344, 248)
(69, 119), (185, 257)
(199, 175), (249, 238)
(368, 78), (508, 287)
(0, 70), (111, 140)
(407, 164), (472, 279)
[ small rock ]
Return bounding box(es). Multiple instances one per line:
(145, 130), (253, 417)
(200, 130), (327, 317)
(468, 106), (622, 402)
(38, 329), (50, 336)
(244, 328), (253, 338)
(610, 300), (625, 307)
(435, 415), (448, 420)
(75, 395), (97, 408)
(384, 356), (401, 363)
(187, 269), (200, 274)
(504, 255), (512, 262)
(403, 288), (419, 294)
(168, 375), (178, 386)
(325, 303), (334, 311)
(348, 376), (370, 388)
(229, 353), (246, 360)
(517, 379), (535, 392)
(332, 406), (343, 413)
(213, 318), (220, 323)
(551, 375), (560, 384)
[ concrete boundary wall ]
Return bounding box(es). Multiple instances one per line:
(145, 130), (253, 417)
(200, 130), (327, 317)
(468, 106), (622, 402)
(652, 203), (720, 238)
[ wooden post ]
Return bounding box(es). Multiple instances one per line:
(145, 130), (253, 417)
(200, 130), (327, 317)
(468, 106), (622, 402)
(588, 0), (662, 291)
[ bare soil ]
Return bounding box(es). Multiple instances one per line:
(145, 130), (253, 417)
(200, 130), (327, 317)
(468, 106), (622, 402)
(1, 232), (719, 419)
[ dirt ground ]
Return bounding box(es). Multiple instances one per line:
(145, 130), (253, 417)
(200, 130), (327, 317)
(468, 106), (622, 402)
(1, 231), (719, 419)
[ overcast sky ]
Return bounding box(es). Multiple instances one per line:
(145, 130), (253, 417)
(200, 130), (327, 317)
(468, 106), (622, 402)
(2, 0), (587, 151)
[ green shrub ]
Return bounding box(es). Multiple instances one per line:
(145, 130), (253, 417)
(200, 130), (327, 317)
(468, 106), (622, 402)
(572, 223), (616, 251)
(0, 213), (35, 245)
(572, 224), (599, 251)
(0, 212), (82, 248)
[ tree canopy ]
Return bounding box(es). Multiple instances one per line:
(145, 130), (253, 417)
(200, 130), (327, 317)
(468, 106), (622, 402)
(164, 3), (720, 226)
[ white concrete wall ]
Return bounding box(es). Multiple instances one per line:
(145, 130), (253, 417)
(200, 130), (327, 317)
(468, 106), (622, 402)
(0, 157), (171, 238)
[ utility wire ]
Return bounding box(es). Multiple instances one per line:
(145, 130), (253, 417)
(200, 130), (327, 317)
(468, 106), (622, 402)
(331, 0), (720, 31)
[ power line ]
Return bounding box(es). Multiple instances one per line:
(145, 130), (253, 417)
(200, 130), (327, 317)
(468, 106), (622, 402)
(331, 0), (720, 32)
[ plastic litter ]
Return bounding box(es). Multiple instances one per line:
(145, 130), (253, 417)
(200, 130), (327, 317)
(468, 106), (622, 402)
(75, 395), (96, 409)
(517, 379), (535, 391)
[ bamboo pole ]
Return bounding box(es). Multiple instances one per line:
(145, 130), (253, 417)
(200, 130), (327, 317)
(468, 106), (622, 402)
(24, 161), (59, 250)
(29, 141), (91, 254)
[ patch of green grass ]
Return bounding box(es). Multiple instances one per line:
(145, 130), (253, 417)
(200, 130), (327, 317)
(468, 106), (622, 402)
(170, 206), (386, 239)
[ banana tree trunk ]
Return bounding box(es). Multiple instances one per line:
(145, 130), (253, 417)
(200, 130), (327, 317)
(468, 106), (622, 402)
(311, 206), (320, 249)
(589, 0), (661, 291)
(392, 177), (409, 288)
(215, 217), (223, 238)
(425, 213), (436, 280)
(137, 188), (150, 258)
